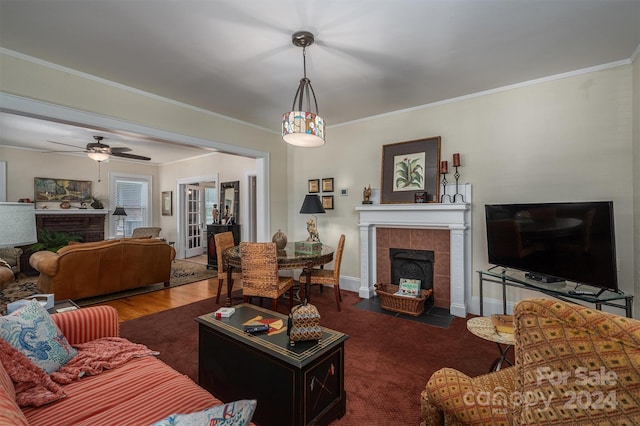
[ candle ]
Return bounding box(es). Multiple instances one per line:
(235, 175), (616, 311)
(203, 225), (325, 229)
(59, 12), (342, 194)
(453, 153), (461, 167)
(441, 160), (448, 174)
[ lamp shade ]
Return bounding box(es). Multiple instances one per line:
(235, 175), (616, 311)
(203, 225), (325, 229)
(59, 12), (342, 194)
(112, 206), (127, 216)
(0, 202), (37, 247)
(299, 194), (325, 214)
(87, 152), (110, 162)
(282, 111), (325, 147)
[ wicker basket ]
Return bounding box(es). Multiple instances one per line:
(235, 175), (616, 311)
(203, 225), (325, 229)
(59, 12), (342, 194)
(374, 283), (433, 316)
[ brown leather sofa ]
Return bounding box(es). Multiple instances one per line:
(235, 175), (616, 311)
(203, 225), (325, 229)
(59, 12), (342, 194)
(29, 238), (176, 300)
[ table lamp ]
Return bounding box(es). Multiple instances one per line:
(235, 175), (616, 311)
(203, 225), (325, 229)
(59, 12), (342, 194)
(112, 206), (127, 237)
(299, 194), (325, 243)
(0, 202), (37, 248)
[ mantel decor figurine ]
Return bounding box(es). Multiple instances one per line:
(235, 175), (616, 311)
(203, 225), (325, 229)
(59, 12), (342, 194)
(362, 185), (372, 204)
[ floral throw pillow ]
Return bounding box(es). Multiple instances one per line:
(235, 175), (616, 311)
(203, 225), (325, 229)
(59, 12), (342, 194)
(152, 399), (257, 426)
(0, 299), (77, 374)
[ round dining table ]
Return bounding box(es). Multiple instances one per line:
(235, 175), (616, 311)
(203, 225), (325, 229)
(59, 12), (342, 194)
(222, 242), (334, 307)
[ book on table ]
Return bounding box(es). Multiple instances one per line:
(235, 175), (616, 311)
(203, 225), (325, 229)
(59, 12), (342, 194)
(491, 314), (514, 334)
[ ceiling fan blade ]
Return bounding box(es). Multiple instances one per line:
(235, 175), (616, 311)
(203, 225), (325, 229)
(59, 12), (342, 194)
(43, 149), (86, 154)
(110, 147), (132, 153)
(111, 152), (151, 161)
(48, 140), (86, 150)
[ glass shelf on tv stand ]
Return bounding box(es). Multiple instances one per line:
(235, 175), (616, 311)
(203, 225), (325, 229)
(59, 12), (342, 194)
(478, 267), (633, 318)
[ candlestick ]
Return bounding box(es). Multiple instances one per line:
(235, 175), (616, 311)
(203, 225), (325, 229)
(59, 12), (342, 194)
(440, 172), (452, 203)
(452, 165), (465, 203)
(453, 153), (460, 167)
(440, 160), (448, 174)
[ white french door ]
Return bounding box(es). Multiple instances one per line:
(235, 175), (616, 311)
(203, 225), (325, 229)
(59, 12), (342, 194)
(184, 184), (205, 258)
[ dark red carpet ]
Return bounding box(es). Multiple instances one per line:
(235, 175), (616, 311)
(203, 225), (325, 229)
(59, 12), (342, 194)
(120, 290), (511, 425)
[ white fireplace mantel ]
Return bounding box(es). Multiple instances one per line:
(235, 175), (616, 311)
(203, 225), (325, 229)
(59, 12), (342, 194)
(355, 184), (472, 317)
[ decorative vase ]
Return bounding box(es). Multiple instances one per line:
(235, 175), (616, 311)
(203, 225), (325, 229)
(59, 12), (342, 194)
(272, 229), (287, 250)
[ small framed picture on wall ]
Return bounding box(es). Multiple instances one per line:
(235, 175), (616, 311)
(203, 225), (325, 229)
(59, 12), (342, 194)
(308, 179), (320, 193)
(162, 191), (173, 216)
(322, 195), (334, 210)
(321, 178), (334, 192)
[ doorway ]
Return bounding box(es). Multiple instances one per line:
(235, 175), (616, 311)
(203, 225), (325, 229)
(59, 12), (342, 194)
(184, 184), (204, 258)
(176, 174), (217, 260)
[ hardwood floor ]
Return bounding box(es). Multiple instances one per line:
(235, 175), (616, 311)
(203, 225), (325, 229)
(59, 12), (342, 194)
(100, 279), (220, 322)
(100, 254), (218, 322)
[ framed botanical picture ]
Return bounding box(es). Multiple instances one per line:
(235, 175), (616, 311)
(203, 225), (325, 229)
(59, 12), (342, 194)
(162, 191), (173, 216)
(308, 179), (320, 193)
(322, 195), (334, 210)
(321, 178), (334, 192)
(381, 136), (441, 204)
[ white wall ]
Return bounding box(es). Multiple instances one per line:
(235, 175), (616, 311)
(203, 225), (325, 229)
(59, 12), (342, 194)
(290, 64), (637, 316)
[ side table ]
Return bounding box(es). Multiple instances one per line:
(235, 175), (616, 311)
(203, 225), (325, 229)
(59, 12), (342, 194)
(466, 316), (515, 372)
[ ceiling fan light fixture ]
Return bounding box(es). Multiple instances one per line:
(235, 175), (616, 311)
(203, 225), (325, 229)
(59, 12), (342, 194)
(87, 151), (110, 162)
(282, 31), (326, 148)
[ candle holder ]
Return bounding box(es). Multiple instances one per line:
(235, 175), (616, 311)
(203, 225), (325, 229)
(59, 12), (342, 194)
(452, 166), (465, 203)
(440, 173), (452, 203)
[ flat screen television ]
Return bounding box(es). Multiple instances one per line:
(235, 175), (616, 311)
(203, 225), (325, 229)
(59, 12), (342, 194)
(485, 201), (618, 295)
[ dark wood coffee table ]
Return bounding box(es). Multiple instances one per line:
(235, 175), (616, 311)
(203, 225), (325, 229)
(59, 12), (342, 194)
(197, 303), (348, 426)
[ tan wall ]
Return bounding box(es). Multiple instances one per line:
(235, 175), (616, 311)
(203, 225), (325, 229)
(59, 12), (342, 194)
(632, 53), (640, 316)
(158, 153), (257, 244)
(0, 51), (289, 237)
(289, 64), (636, 310)
(1, 50), (636, 315)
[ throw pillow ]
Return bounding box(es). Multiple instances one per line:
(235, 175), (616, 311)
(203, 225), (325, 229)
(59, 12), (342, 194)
(0, 299), (77, 374)
(152, 399), (257, 426)
(0, 338), (65, 407)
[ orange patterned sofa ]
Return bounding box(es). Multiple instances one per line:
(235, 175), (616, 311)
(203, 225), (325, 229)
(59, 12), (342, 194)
(421, 298), (640, 425)
(1, 305), (228, 425)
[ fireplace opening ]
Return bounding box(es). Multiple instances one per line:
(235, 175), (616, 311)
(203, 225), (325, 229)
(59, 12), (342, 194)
(390, 248), (434, 292)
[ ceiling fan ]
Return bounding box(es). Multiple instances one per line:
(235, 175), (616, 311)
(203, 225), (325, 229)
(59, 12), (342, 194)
(47, 136), (151, 162)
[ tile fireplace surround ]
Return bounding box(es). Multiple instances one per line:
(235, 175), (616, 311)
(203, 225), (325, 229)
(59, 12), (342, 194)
(355, 184), (472, 317)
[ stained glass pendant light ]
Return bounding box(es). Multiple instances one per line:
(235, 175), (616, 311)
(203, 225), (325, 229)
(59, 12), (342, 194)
(282, 31), (325, 147)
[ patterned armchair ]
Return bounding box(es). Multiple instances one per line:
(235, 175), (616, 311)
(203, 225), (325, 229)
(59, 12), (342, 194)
(131, 227), (161, 239)
(0, 247), (22, 275)
(421, 298), (640, 425)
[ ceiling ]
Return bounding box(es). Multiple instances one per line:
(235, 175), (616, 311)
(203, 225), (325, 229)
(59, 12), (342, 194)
(1, 0), (639, 164)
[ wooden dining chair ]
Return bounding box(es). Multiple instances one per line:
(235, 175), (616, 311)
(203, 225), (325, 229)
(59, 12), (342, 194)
(214, 231), (242, 304)
(298, 234), (345, 311)
(239, 242), (294, 311)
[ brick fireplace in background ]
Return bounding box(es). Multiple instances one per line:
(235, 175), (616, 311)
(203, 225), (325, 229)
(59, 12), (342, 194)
(377, 228), (450, 309)
(355, 184), (472, 317)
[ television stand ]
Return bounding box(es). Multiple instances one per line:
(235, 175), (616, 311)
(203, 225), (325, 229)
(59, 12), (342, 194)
(478, 268), (633, 318)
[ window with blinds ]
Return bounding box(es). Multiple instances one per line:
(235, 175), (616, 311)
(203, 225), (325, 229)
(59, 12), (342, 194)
(109, 173), (152, 238)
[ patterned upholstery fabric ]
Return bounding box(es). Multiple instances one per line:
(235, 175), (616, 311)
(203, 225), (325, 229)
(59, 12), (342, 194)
(421, 298), (640, 425)
(0, 247), (23, 275)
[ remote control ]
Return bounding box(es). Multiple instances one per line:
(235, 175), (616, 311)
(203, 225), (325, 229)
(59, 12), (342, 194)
(569, 290), (595, 296)
(244, 324), (269, 334)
